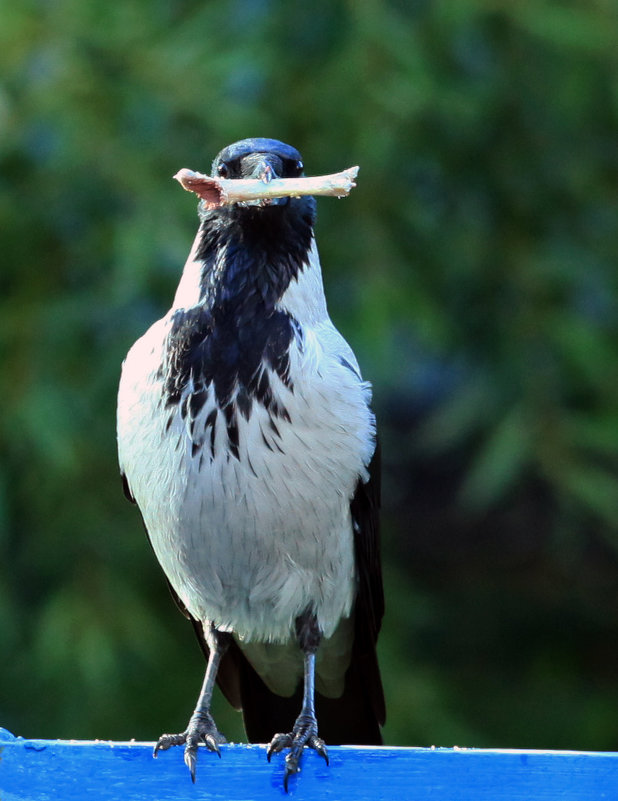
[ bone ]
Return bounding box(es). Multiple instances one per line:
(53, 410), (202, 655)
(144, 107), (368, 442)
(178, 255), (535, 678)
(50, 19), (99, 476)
(173, 166), (359, 209)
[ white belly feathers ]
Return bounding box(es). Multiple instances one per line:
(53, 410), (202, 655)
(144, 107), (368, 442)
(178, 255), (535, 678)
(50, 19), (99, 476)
(117, 314), (374, 644)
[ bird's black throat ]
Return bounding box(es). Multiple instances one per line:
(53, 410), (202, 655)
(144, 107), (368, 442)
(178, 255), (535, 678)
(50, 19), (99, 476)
(161, 198), (316, 459)
(196, 197), (316, 311)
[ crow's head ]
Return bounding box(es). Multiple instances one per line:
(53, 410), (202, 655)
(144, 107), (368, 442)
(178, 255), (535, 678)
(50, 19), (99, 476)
(211, 138), (306, 208)
(199, 138), (316, 267)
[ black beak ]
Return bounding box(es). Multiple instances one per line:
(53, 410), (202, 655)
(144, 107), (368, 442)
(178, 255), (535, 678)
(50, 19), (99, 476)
(251, 157), (276, 183)
(242, 153), (287, 206)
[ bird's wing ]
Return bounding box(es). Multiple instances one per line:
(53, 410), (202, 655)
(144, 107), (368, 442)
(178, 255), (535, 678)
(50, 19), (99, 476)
(348, 436), (385, 734)
(121, 471), (135, 503)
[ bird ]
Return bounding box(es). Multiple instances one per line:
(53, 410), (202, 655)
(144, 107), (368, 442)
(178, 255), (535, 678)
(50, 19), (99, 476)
(117, 137), (384, 789)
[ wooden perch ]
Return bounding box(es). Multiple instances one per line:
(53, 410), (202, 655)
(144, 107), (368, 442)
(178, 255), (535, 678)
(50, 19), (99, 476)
(173, 166), (359, 209)
(2, 731), (618, 801)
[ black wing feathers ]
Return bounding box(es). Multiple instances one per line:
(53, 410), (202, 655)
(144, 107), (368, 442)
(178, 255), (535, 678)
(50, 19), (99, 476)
(121, 471), (135, 504)
(351, 439), (384, 656)
(348, 439), (386, 737)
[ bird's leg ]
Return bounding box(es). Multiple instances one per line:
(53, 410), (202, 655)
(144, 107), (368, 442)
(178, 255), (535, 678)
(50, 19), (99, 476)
(154, 623), (232, 782)
(267, 611), (328, 791)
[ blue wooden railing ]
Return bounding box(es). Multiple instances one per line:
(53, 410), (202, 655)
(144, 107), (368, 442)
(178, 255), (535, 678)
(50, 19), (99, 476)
(1, 727), (617, 800)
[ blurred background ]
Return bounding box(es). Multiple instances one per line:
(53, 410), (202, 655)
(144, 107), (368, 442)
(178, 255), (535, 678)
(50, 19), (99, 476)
(1, 0), (617, 750)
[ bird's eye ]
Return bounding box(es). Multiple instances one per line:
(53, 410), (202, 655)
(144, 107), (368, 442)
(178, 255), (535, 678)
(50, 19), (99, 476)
(285, 159), (303, 177)
(217, 163), (229, 178)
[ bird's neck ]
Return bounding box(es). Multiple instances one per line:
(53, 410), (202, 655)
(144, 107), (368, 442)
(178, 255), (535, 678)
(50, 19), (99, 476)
(171, 207), (327, 327)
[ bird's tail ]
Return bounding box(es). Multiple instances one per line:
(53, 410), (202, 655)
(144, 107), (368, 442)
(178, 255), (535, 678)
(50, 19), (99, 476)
(220, 637), (384, 745)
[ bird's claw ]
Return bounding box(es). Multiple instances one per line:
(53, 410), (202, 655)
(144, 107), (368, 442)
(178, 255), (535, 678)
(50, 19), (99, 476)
(153, 731), (186, 755)
(308, 735), (329, 763)
(267, 715), (329, 792)
(153, 712), (225, 782)
(266, 732), (293, 760)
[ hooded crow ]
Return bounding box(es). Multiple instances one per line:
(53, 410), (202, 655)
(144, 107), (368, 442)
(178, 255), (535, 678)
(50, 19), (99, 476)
(117, 138), (384, 788)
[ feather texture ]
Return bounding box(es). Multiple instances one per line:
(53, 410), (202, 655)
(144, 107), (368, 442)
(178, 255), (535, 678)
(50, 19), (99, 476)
(117, 139), (384, 747)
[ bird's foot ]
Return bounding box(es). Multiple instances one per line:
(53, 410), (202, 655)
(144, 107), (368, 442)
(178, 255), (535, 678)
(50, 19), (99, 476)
(153, 710), (226, 782)
(267, 712), (329, 792)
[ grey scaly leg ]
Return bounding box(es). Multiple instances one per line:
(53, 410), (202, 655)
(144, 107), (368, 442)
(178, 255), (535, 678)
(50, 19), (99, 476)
(267, 611), (329, 791)
(154, 623), (232, 782)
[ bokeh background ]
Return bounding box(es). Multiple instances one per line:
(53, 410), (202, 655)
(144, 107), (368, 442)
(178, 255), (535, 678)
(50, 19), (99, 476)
(2, 0), (617, 750)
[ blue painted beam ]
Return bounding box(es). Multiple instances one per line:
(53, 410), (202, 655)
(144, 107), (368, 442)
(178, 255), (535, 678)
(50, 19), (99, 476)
(1, 728), (617, 800)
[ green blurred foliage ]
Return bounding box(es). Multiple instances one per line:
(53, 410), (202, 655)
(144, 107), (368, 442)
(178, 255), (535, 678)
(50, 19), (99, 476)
(1, 0), (617, 749)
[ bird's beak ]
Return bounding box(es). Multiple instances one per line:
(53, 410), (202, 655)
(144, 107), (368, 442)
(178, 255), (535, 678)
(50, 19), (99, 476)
(252, 158), (276, 184)
(240, 155), (287, 207)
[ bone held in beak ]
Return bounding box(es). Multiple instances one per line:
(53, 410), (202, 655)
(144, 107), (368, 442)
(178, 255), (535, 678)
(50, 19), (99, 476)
(173, 166), (359, 210)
